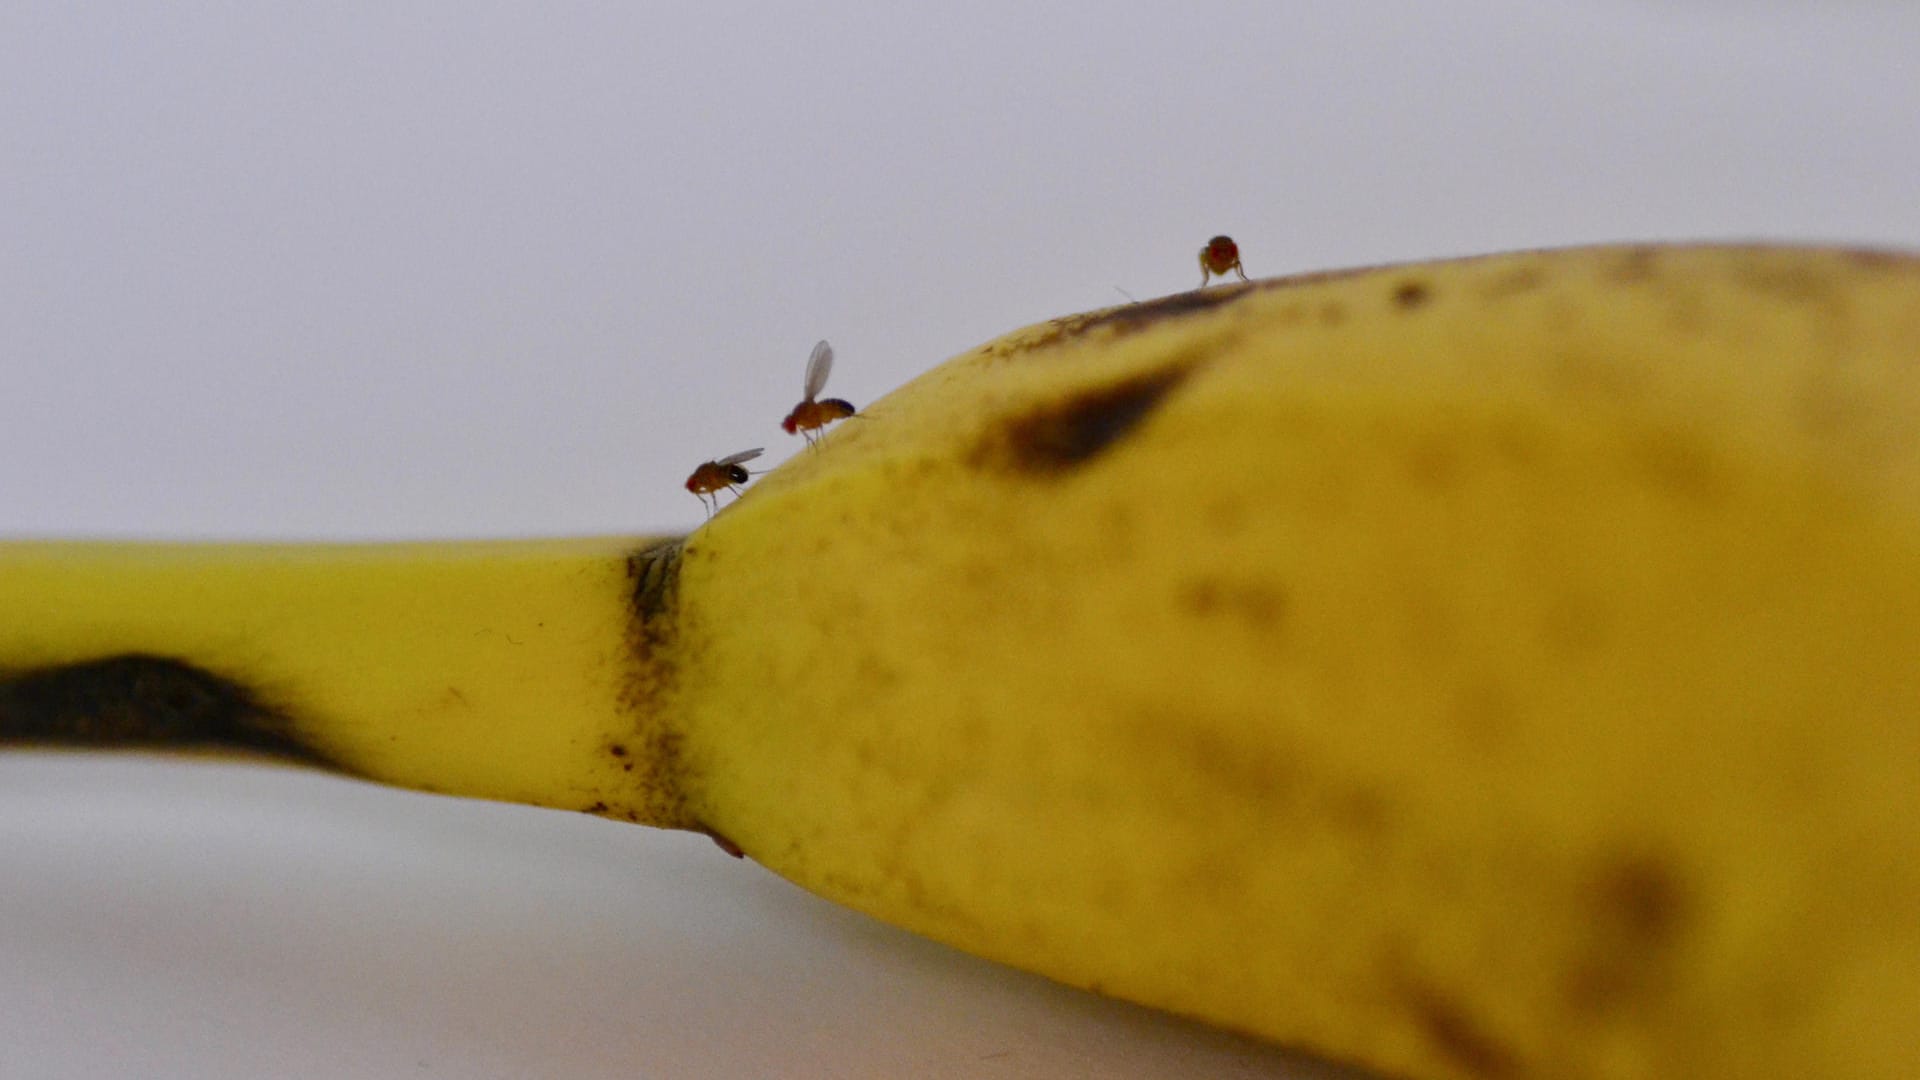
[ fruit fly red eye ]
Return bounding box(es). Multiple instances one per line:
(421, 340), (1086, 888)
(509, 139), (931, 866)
(1199, 235), (1248, 287)
(685, 447), (765, 518)
(783, 339), (858, 447)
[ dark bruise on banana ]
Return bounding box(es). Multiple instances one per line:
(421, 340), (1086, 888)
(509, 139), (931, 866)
(990, 366), (1195, 474)
(619, 536), (713, 838)
(0, 654), (310, 761)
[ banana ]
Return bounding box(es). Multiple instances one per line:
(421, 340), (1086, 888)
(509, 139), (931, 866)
(5, 244), (1920, 1079)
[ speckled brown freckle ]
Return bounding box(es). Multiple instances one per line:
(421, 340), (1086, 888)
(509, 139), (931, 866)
(1181, 578), (1289, 629)
(1318, 300), (1345, 326)
(1734, 261), (1831, 303)
(1174, 844), (1250, 903)
(1327, 787), (1390, 835)
(1608, 246), (1662, 283)
(1122, 712), (1296, 802)
(1391, 280), (1432, 309)
(1595, 852), (1689, 945)
(1845, 249), (1913, 272)
(1563, 851), (1692, 1014)
(1628, 427), (1721, 503)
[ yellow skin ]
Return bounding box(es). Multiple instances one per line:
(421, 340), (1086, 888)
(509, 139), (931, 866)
(4, 244), (1920, 1079)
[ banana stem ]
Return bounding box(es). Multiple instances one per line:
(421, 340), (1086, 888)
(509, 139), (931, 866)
(0, 537), (697, 827)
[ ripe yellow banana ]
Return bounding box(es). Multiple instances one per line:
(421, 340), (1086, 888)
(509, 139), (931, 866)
(5, 244), (1920, 1080)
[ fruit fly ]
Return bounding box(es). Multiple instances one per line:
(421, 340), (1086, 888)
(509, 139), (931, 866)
(1198, 235), (1249, 287)
(685, 447), (764, 517)
(781, 339), (857, 447)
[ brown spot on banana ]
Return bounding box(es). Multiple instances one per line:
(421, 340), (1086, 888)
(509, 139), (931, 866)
(620, 537), (701, 830)
(1560, 851), (1694, 1018)
(1599, 855), (1690, 948)
(1179, 577), (1289, 630)
(1391, 279), (1432, 309)
(0, 654), (310, 761)
(986, 367), (1192, 473)
(1608, 245), (1664, 284)
(1845, 247), (1920, 271)
(1391, 970), (1521, 1079)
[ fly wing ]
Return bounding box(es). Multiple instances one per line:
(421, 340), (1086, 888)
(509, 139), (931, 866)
(802, 340), (834, 401)
(714, 447), (764, 467)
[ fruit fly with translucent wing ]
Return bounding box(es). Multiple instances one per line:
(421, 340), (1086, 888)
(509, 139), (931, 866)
(1198, 235), (1249, 287)
(685, 447), (764, 517)
(781, 339), (858, 448)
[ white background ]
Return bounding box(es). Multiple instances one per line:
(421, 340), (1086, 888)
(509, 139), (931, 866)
(1, 3), (1916, 1077)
